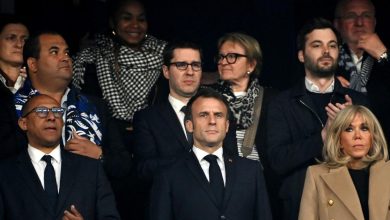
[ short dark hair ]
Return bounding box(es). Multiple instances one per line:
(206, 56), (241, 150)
(185, 88), (230, 121)
(0, 14), (27, 33)
(23, 30), (61, 62)
(162, 40), (202, 66)
(296, 17), (341, 51)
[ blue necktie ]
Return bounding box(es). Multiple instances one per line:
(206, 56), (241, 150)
(204, 154), (224, 208)
(41, 155), (58, 210)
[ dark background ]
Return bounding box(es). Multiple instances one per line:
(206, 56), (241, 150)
(13, 0), (390, 90)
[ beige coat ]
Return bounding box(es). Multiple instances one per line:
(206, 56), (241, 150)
(299, 160), (390, 220)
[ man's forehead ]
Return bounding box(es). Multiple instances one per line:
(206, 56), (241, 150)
(306, 29), (337, 43)
(39, 34), (68, 48)
(193, 97), (227, 111)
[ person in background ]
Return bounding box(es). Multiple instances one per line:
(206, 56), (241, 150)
(333, 0), (390, 142)
(299, 105), (389, 220)
(209, 32), (280, 218)
(72, 0), (167, 143)
(0, 15), (29, 159)
(266, 18), (369, 220)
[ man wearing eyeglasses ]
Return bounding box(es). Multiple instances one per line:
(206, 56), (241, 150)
(13, 31), (131, 179)
(132, 41), (237, 182)
(334, 0), (390, 141)
(0, 94), (120, 219)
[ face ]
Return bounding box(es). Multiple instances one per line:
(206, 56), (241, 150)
(185, 97), (229, 151)
(113, 1), (148, 48)
(0, 23), (29, 67)
(298, 28), (339, 78)
(217, 41), (255, 85)
(28, 34), (72, 84)
(163, 48), (202, 100)
(18, 96), (64, 150)
(334, 0), (376, 45)
(340, 113), (372, 162)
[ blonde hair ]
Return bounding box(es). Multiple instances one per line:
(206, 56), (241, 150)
(217, 32), (262, 79)
(323, 105), (388, 168)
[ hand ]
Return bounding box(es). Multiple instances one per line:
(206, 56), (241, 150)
(336, 76), (350, 88)
(62, 205), (84, 220)
(357, 33), (387, 59)
(321, 95), (353, 141)
(19, 66), (27, 78)
(64, 131), (102, 159)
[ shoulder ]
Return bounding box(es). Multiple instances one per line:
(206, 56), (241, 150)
(133, 102), (169, 121)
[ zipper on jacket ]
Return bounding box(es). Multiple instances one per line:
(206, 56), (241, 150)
(298, 99), (324, 127)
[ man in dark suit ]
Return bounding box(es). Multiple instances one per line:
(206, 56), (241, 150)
(0, 94), (120, 219)
(149, 88), (272, 220)
(133, 41), (237, 181)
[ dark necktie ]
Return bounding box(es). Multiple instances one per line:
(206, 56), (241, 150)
(41, 155), (58, 209)
(204, 154), (224, 208)
(180, 106), (193, 147)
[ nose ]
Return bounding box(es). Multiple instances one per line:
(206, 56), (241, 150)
(208, 114), (216, 125)
(46, 111), (56, 121)
(354, 129), (362, 140)
(354, 15), (364, 26)
(323, 46), (330, 55)
(15, 38), (24, 48)
(186, 66), (194, 75)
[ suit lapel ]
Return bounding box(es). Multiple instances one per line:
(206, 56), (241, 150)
(185, 152), (219, 207)
(55, 151), (80, 215)
(369, 161), (390, 220)
(160, 102), (191, 150)
(17, 150), (55, 216)
(321, 166), (364, 220)
(222, 154), (236, 210)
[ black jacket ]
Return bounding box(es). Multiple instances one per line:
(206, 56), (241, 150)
(266, 78), (369, 220)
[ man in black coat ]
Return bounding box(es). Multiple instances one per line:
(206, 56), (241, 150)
(266, 18), (370, 220)
(150, 88), (272, 220)
(0, 94), (120, 219)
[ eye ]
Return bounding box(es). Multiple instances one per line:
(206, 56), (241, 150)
(226, 53), (237, 60)
(50, 50), (58, 55)
(199, 112), (207, 117)
(361, 125), (370, 131)
(215, 113), (224, 118)
(176, 62), (187, 68)
(345, 126), (353, 132)
(5, 35), (17, 42)
(329, 43), (338, 49)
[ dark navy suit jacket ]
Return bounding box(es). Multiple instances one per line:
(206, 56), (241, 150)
(0, 149), (120, 220)
(149, 152), (272, 220)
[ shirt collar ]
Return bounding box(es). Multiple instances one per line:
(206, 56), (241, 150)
(305, 77), (334, 93)
(193, 145), (224, 163)
(0, 74), (25, 94)
(61, 87), (71, 107)
(168, 94), (187, 114)
(27, 144), (62, 164)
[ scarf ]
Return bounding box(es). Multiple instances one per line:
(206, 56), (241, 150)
(338, 44), (374, 93)
(72, 34), (167, 122)
(212, 79), (261, 129)
(14, 79), (103, 146)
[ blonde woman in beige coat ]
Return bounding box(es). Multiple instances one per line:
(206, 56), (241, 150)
(299, 105), (389, 220)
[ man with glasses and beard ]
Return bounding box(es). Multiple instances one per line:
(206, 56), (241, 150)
(266, 18), (369, 220)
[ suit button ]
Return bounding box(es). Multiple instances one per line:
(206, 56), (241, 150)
(328, 199), (334, 206)
(220, 215), (226, 219)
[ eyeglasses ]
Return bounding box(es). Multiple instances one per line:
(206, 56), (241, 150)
(23, 107), (65, 118)
(215, 53), (247, 64)
(337, 12), (375, 22)
(169, 62), (202, 71)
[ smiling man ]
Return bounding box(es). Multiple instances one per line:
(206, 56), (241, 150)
(266, 18), (370, 220)
(149, 88), (271, 220)
(0, 94), (120, 219)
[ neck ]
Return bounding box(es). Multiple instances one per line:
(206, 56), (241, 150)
(306, 74), (334, 93)
(0, 64), (21, 87)
(170, 92), (193, 104)
(349, 43), (364, 58)
(230, 77), (249, 93)
(348, 159), (367, 170)
(194, 142), (222, 154)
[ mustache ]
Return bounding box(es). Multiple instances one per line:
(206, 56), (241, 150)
(318, 54), (334, 60)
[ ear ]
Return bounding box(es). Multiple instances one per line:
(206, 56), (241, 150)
(225, 120), (229, 133)
(18, 117), (28, 131)
(27, 57), (38, 73)
(298, 50), (304, 63)
(185, 119), (194, 133)
(247, 60), (257, 73)
(162, 65), (170, 80)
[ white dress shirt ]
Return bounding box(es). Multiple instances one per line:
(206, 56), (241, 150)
(168, 95), (188, 139)
(28, 145), (62, 192)
(305, 77), (335, 93)
(0, 74), (25, 94)
(351, 50), (363, 73)
(193, 146), (226, 185)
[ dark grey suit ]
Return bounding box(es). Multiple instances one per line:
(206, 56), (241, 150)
(149, 152), (272, 220)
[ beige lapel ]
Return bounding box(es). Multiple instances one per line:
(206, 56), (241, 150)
(321, 166), (364, 220)
(369, 160), (390, 220)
